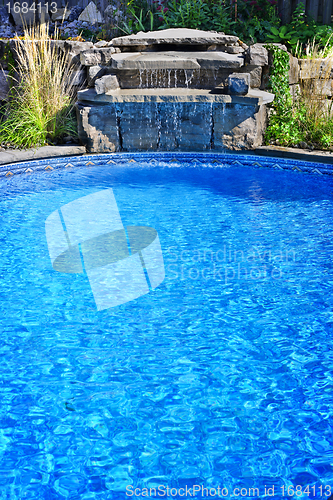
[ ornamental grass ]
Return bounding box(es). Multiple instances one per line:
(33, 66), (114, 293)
(0, 22), (78, 149)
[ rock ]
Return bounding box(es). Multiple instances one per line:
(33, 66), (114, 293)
(228, 72), (250, 94)
(104, 5), (114, 20)
(39, 6), (49, 23)
(288, 54), (299, 84)
(66, 22), (78, 29)
(51, 8), (71, 21)
(224, 46), (244, 54)
(311, 79), (333, 97)
(78, 1), (103, 24)
(0, 6), (12, 25)
(241, 65), (262, 88)
(214, 103), (268, 150)
(110, 51), (244, 71)
(159, 102), (212, 151)
(298, 141), (308, 148)
(299, 58), (333, 80)
(94, 40), (108, 48)
(68, 6), (84, 22)
(245, 44), (268, 66)
(80, 47), (116, 66)
(88, 65), (106, 86)
(95, 75), (120, 94)
(238, 41), (249, 50)
(76, 89), (272, 152)
(10, 7), (36, 26)
(111, 28), (239, 48)
(0, 70), (10, 101)
(289, 84), (300, 100)
(64, 40), (94, 67)
(76, 102), (120, 153)
(69, 69), (87, 86)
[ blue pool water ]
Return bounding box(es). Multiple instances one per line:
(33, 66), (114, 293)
(1, 155), (333, 499)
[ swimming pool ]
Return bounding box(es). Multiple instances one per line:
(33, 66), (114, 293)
(1, 152), (333, 499)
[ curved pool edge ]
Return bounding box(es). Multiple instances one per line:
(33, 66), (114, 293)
(0, 150), (332, 179)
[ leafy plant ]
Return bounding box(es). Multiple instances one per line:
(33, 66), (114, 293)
(264, 45), (301, 146)
(265, 45), (333, 150)
(267, 3), (333, 55)
(119, 0), (157, 34)
(267, 25), (298, 44)
(210, 1), (236, 33)
(159, 0), (211, 30)
(0, 23), (78, 149)
(233, 0), (280, 43)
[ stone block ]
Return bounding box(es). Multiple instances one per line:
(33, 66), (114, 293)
(80, 47), (116, 66)
(95, 75), (120, 94)
(289, 54), (299, 84)
(111, 51), (243, 71)
(111, 52), (200, 71)
(88, 65), (106, 86)
(214, 102), (267, 149)
(69, 69), (86, 86)
(76, 92), (271, 152)
(159, 102), (212, 150)
(51, 8), (71, 21)
(307, 79), (333, 97)
(0, 70), (10, 101)
(64, 40), (94, 67)
(11, 5), (36, 26)
(228, 73), (250, 95)
(119, 103), (159, 151)
(299, 58), (333, 80)
(246, 44), (268, 66)
(39, 6), (50, 23)
(224, 46), (244, 54)
(111, 28), (239, 48)
(289, 84), (300, 101)
(78, 1), (103, 24)
(0, 6), (11, 25)
(76, 102), (119, 153)
(241, 65), (262, 88)
(94, 41), (108, 48)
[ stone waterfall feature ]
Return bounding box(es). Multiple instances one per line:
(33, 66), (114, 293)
(76, 29), (274, 153)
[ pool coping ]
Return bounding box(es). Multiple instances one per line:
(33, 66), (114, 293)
(0, 145), (332, 168)
(0, 145), (86, 166)
(0, 148), (332, 179)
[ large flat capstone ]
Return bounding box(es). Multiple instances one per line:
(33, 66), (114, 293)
(77, 88), (274, 105)
(111, 51), (244, 71)
(111, 28), (239, 47)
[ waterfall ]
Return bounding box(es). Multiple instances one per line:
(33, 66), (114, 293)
(184, 70), (194, 89)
